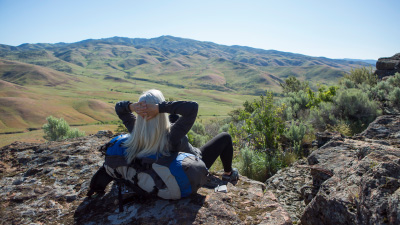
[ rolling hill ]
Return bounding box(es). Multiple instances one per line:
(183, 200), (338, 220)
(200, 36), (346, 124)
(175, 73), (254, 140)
(0, 36), (372, 146)
(0, 59), (79, 86)
(0, 36), (371, 94)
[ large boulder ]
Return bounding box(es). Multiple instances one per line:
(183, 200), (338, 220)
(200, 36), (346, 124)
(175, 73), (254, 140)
(265, 115), (400, 224)
(301, 115), (400, 225)
(375, 53), (400, 79)
(265, 159), (314, 223)
(0, 131), (291, 225)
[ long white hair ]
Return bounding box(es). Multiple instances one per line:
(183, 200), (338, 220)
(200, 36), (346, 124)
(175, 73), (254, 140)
(124, 89), (170, 163)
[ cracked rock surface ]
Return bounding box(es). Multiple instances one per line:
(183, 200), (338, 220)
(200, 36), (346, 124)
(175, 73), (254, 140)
(0, 132), (291, 225)
(266, 115), (400, 225)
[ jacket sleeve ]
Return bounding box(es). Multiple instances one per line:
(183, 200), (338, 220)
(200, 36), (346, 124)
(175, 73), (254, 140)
(115, 101), (136, 133)
(158, 101), (198, 149)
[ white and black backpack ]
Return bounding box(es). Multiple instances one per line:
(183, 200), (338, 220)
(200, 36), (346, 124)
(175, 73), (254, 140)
(101, 134), (208, 211)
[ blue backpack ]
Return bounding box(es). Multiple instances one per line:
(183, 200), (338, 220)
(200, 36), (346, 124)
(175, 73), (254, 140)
(102, 134), (208, 211)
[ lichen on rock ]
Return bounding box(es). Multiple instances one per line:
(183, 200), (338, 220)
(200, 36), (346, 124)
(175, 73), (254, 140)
(0, 131), (291, 225)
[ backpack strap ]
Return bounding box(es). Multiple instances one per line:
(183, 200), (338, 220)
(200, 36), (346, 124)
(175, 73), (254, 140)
(131, 157), (166, 190)
(117, 180), (124, 212)
(113, 169), (159, 212)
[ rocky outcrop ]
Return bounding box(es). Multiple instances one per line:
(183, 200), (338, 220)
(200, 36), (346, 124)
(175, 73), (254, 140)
(267, 115), (400, 225)
(313, 131), (344, 148)
(2, 115), (400, 224)
(0, 132), (291, 225)
(265, 159), (313, 223)
(375, 53), (400, 79)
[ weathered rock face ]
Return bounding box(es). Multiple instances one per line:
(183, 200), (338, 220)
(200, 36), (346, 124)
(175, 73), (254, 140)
(266, 115), (400, 225)
(375, 53), (400, 79)
(0, 132), (291, 225)
(304, 115), (400, 224)
(313, 131), (344, 148)
(265, 159), (313, 223)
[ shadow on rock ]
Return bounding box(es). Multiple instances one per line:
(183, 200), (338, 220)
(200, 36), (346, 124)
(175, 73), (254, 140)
(74, 183), (206, 224)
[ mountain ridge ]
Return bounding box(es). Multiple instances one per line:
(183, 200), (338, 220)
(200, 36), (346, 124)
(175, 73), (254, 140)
(0, 35), (371, 94)
(1, 36), (376, 63)
(1, 35), (371, 68)
(0, 35), (373, 137)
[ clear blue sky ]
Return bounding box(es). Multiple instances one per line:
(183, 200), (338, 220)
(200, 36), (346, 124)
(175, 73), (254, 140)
(0, 0), (399, 60)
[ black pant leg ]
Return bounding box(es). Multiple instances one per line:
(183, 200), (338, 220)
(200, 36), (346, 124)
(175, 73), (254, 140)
(200, 132), (233, 172)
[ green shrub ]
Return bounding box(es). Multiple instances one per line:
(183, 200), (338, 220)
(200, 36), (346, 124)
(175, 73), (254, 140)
(239, 147), (268, 182)
(280, 76), (309, 94)
(204, 119), (222, 138)
(306, 85), (338, 108)
(365, 72), (400, 112)
(334, 88), (380, 129)
(187, 122), (209, 147)
(187, 130), (205, 147)
(327, 120), (352, 136)
(342, 67), (378, 86)
(341, 78), (356, 89)
(115, 120), (129, 134)
(309, 102), (337, 131)
(230, 92), (295, 181)
(218, 123), (230, 133)
(238, 146), (298, 182)
(42, 116), (85, 141)
(230, 92), (285, 151)
(387, 72), (400, 87)
(285, 121), (306, 143)
(285, 120), (307, 156)
(371, 81), (391, 101)
(389, 87), (400, 109)
(310, 88), (380, 134)
(191, 121), (206, 136)
(280, 90), (310, 120)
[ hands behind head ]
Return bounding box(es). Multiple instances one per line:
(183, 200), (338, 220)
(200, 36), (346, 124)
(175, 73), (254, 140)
(130, 101), (159, 120)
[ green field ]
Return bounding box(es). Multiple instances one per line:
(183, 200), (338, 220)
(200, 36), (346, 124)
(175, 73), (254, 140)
(0, 36), (372, 148)
(0, 65), (256, 147)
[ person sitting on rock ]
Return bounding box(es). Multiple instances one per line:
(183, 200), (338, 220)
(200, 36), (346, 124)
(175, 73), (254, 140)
(88, 89), (238, 196)
(118, 89), (238, 180)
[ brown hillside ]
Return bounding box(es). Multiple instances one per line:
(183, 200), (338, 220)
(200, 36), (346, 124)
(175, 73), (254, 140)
(0, 59), (79, 86)
(0, 79), (26, 89)
(196, 74), (226, 85)
(72, 99), (116, 122)
(261, 73), (284, 85)
(0, 97), (116, 132)
(0, 80), (29, 98)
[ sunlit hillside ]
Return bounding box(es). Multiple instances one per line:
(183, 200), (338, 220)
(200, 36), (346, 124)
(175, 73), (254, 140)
(0, 36), (372, 147)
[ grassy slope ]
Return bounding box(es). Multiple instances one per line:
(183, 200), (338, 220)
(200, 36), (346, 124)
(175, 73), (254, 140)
(0, 36), (371, 147)
(0, 124), (119, 147)
(0, 60), (255, 147)
(1, 37), (370, 94)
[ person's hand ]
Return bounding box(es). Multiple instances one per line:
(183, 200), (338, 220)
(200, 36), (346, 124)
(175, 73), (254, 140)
(129, 102), (147, 118)
(143, 103), (159, 120)
(129, 102), (159, 120)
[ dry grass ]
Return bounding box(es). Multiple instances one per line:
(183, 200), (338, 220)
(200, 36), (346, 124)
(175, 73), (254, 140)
(0, 124), (118, 148)
(0, 59), (79, 86)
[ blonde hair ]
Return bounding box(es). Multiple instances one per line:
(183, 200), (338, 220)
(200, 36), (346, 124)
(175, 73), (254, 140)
(124, 89), (170, 163)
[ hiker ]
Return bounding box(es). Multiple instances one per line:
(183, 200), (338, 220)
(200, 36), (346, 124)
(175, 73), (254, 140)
(87, 89), (238, 197)
(118, 89), (238, 180)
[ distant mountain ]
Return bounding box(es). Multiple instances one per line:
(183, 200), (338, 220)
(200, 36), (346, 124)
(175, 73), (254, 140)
(341, 58), (377, 65)
(0, 35), (371, 94)
(0, 36), (376, 134)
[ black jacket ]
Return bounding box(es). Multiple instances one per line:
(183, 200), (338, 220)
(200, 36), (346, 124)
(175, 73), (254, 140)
(115, 100), (202, 158)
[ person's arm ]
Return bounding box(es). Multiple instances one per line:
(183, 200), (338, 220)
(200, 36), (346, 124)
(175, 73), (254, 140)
(115, 101), (136, 133)
(158, 101), (198, 147)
